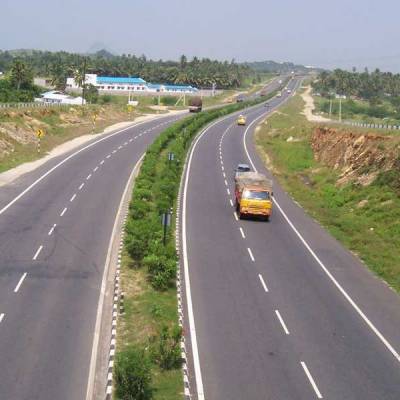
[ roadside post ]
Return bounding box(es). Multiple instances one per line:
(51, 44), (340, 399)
(161, 209), (172, 246)
(92, 111), (98, 133)
(127, 104), (134, 119)
(36, 128), (45, 153)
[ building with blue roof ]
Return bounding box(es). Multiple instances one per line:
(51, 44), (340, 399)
(66, 74), (198, 94)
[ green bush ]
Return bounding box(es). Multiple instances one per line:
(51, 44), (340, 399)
(114, 346), (153, 400)
(150, 325), (182, 370)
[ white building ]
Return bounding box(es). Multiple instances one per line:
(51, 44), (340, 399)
(35, 91), (86, 105)
(66, 74), (198, 94)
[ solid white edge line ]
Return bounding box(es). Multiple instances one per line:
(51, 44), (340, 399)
(239, 227), (245, 238)
(242, 82), (400, 363)
(14, 272), (27, 293)
(0, 116), (169, 217)
(300, 361), (323, 399)
(258, 274), (268, 292)
(70, 194), (77, 202)
(32, 245), (43, 260)
(60, 207), (67, 217)
(85, 153), (145, 400)
(247, 247), (255, 262)
(275, 310), (290, 335)
(183, 118), (231, 400)
(0, 313), (4, 323)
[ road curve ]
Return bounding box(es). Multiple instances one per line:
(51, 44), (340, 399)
(0, 113), (184, 400)
(180, 79), (400, 399)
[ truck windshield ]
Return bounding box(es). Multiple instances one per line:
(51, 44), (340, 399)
(243, 190), (270, 200)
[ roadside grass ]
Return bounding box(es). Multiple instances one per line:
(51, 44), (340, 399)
(255, 94), (400, 292)
(313, 96), (400, 129)
(118, 256), (181, 400)
(0, 104), (149, 173)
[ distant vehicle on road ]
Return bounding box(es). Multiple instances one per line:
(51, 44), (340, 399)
(237, 115), (246, 125)
(260, 89), (268, 97)
(236, 94), (245, 103)
(234, 163), (251, 179)
(234, 172), (273, 220)
(277, 91), (282, 97)
(287, 89), (292, 94)
(188, 96), (202, 112)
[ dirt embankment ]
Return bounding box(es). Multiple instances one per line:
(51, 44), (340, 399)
(311, 127), (400, 186)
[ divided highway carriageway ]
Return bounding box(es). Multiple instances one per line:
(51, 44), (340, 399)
(179, 77), (400, 399)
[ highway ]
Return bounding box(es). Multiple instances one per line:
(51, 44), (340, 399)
(0, 113), (188, 400)
(180, 78), (400, 399)
(0, 76), (282, 399)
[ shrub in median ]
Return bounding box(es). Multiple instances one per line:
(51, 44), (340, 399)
(150, 325), (183, 370)
(114, 346), (153, 400)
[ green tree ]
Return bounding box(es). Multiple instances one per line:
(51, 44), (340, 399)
(10, 59), (33, 90)
(49, 59), (68, 90)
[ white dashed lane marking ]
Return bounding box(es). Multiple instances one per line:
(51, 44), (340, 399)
(70, 194), (77, 202)
(258, 274), (269, 292)
(48, 224), (56, 236)
(234, 212), (239, 221)
(100, 160), (105, 165)
(106, 154), (111, 159)
(229, 199), (234, 207)
(14, 273), (27, 293)
(60, 207), (67, 217)
(239, 227), (245, 238)
(275, 310), (290, 335)
(247, 247), (255, 262)
(301, 362), (323, 399)
(32, 245), (43, 260)
(227, 188), (230, 195)
(93, 166), (99, 172)
(0, 313), (4, 323)
(86, 174), (92, 180)
(78, 183), (85, 190)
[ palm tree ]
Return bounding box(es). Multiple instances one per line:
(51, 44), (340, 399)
(10, 59), (32, 90)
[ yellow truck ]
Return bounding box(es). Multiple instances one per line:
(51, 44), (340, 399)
(234, 172), (273, 221)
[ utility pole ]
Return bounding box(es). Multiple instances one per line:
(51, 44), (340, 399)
(329, 97), (333, 119)
(339, 97), (342, 122)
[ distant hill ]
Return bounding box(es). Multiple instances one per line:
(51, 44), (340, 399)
(244, 60), (322, 73)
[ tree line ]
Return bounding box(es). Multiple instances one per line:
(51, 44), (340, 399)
(313, 68), (400, 104)
(0, 49), (260, 92)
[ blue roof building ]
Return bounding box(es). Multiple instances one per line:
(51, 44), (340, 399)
(96, 76), (146, 85)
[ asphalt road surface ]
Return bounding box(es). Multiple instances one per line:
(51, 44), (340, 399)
(180, 78), (400, 399)
(0, 112), (190, 400)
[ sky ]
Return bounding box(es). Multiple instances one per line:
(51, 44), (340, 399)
(1, 0), (400, 72)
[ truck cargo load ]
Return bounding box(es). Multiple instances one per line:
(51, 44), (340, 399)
(234, 172), (273, 220)
(188, 96), (202, 112)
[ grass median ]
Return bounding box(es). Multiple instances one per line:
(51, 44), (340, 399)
(115, 92), (278, 399)
(255, 93), (400, 292)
